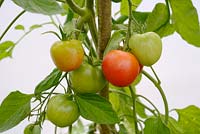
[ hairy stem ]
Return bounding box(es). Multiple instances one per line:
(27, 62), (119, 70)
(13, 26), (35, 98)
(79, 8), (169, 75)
(97, 0), (112, 133)
(97, 0), (112, 59)
(125, 0), (133, 49)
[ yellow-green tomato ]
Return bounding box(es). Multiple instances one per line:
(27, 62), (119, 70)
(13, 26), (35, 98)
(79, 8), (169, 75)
(24, 124), (41, 134)
(129, 32), (162, 66)
(46, 94), (79, 127)
(50, 40), (84, 72)
(69, 62), (107, 93)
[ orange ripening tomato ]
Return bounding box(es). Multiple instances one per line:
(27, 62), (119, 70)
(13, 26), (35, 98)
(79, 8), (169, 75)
(102, 50), (140, 87)
(50, 40), (84, 72)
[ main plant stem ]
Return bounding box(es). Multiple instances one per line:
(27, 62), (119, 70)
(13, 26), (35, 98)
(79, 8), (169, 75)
(97, 0), (112, 134)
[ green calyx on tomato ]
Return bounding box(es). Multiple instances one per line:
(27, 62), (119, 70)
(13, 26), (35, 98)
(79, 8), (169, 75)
(102, 50), (140, 87)
(50, 39), (84, 72)
(69, 62), (107, 94)
(129, 32), (162, 66)
(46, 94), (79, 127)
(24, 124), (41, 134)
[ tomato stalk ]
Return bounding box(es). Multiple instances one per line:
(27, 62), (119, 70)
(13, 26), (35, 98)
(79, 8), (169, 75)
(0, 10), (26, 41)
(110, 88), (158, 116)
(65, 0), (85, 16)
(65, 0), (98, 48)
(165, 0), (170, 20)
(16, 22), (53, 44)
(54, 126), (57, 134)
(150, 66), (161, 84)
(142, 70), (169, 124)
(86, 0), (98, 48)
(84, 34), (98, 58)
(136, 94), (161, 116)
(68, 125), (72, 134)
(129, 86), (139, 134)
(125, 0), (133, 50)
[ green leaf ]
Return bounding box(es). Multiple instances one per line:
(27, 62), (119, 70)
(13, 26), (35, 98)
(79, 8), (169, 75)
(155, 23), (175, 38)
(167, 117), (184, 134)
(0, 91), (32, 132)
(34, 68), (62, 95)
(120, 0), (142, 16)
(0, 41), (15, 52)
(144, 117), (170, 134)
(176, 105), (200, 134)
(145, 3), (169, 32)
(109, 92), (120, 112)
(169, 0), (200, 47)
(135, 99), (147, 119)
(0, 41), (15, 61)
(29, 24), (42, 30)
(112, 24), (127, 31)
(15, 24), (25, 31)
(63, 20), (77, 36)
(75, 93), (120, 124)
(132, 11), (150, 24)
(104, 31), (125, 56)
(119, 124), (128, 134)
(12, 0), (65, 15)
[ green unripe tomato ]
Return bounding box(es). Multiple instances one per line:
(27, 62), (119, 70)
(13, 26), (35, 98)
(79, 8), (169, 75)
(24, 124), (41, 134)
(46, 94), (79, 127)
(129, 32), (162, 66)
(69, 62), (107, 93)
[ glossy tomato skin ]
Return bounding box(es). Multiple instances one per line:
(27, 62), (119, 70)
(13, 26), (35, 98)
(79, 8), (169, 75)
(24, 124), (41, 134)
(129, 32), (162, 66)
(50, 40), (84, 72)
(46, 94), (79, 127)
(102, 50), (140, 87)
(69, 62), (107, 93)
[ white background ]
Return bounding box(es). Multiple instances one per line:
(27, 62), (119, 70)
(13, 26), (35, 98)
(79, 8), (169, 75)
(0, 0), (200, 134)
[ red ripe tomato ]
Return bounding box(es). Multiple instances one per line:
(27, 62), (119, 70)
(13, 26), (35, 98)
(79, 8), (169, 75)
(102, 50), (140, 87)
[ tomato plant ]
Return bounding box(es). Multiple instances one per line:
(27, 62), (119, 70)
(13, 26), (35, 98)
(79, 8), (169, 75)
(129, 32), (162, 66)
(50, 40), (84, 72)
(46, 94), (79, 127)
(69, 62), (107, 93)
(102, 50), (140, 87)
(0, 0), (200, 134)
